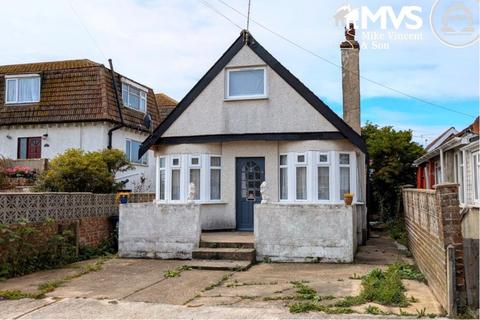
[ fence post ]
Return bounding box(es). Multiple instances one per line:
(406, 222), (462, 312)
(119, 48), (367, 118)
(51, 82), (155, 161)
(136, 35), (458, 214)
(447, 245), (457, 316)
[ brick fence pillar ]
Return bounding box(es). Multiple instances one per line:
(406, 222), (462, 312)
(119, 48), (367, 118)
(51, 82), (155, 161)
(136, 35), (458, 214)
(435, 183), (465, 312)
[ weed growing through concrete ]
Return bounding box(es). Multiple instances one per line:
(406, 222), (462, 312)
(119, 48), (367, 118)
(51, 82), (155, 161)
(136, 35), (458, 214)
(388, 262), (426, 283)
(204, 272), (233, 291)
(164, 265), (192, 278)
(0, 257), (109, 300)
(226, 280), (278, 288)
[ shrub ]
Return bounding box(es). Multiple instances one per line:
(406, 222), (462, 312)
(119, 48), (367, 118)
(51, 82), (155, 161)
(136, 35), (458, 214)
(34, 149), (132, 193)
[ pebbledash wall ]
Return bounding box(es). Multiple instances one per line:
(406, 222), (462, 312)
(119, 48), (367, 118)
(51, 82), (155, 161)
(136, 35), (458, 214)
(0, 192), (155, 247)
(402, 184), (470, 314)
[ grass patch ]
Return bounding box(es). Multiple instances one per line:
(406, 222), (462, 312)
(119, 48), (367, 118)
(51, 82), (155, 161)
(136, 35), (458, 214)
(0, 289), (32, 300)
(360, 267), (408, 306)
(388, 219), (408, 247)
(388, 262), (426, 283)
(289, 302), (353, 314)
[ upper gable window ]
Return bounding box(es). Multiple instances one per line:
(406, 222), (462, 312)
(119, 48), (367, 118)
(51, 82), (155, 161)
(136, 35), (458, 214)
(121, 79), (147, 113)
(226, 67), (266, 99)
(5, 74), (41, 104)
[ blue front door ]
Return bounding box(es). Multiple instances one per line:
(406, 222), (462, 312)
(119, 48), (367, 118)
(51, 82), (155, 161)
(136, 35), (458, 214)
(236, 157), (265, 231)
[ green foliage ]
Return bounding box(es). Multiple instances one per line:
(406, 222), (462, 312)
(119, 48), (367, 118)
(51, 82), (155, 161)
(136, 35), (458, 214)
(0, 220), (116, 280)
(0, 156), (12, 189)
(0, 219), (77, 279)
(388, 263), (426, 283)
(34, 149), (132, 193)
(361, 267), (408, 306)
(362, 123), (424, 221)
(365, 305), (382, 315)
(388, 218), (409, 246)
(0, 289), (32, 300)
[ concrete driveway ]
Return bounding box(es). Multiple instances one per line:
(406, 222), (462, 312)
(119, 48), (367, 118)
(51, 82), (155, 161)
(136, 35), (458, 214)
(0, 234), (443, 319)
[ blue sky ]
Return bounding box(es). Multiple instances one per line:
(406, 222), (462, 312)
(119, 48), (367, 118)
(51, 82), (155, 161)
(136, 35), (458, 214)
(0, 0), (478, 146)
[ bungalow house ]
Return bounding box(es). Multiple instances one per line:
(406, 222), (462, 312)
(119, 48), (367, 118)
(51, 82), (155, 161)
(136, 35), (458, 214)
(119, 26), (368, 263)
(0, 59), (176, 191)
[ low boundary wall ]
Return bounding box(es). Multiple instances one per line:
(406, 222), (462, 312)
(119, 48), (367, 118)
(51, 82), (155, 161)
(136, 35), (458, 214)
(254, 203), (362, 262)
(119, 203), (201, 259)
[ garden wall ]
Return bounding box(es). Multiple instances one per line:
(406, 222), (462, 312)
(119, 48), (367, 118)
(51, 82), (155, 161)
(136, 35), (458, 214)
(403, 184), (465, 315)
(119, 203), (201, 259)
(254, 203), (361, 262)
(0, 192), (155, 247)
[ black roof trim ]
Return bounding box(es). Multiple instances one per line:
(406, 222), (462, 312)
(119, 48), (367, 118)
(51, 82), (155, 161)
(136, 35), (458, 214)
(158, 132), (345, 145)
(140, 31), (366, 156)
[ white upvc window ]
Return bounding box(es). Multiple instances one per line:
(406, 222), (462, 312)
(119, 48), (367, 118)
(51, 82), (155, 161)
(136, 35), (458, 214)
(125, 139), (148, 165)
(339, 153), (351, 199)
(279, 154), (288, 200)
(5, 74), (41, 104)
(317, 153), (330, 201)
(209, 156), (221, 200)
(225, 66), (267, 100)
(158, 157), (166, 200)
(156, 154), (222, 203)
(295, 153), (308, 201)
(473, 152), (480, 204)
(188, 155), (201, 200)
(454, 151), (465, 204)
(121, 80), (147, 112)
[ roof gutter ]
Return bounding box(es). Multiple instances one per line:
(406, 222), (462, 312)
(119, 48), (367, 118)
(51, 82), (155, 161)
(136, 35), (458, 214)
(107, 59), (125, 149)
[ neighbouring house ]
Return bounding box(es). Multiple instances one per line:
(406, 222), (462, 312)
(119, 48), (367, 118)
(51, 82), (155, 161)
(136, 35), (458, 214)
(120, 26), (368, 263)
(0, 59), (176, 191)
(414, 117), (479, 206)
(407, 117), (479, 312)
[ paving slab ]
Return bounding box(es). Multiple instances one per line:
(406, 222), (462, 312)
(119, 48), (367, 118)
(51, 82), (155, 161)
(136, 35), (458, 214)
(124, 269), (228, 305)
(46, 259), (184, 300)
(16, 297), (427, 319)
(0, 259), (99, 294)
(0, 298), (55, 319)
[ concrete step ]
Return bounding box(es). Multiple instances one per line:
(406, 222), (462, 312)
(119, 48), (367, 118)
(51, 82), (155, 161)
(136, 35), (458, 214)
(199, 240), (254, 249)
(192, 248), (256, 261)
(184, 259), (252, 271)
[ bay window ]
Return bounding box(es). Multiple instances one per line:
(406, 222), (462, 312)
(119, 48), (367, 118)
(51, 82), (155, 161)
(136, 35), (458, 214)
(5, 74), (41, 104)
(474, 152), (480, 203)
(279, 154), (288, 200)
(279, 151), (356, 203)
(171, 157), (181, 201)
(317, 153), (330, 200)
(156, 154), (221, 202)
(295, 154), (307, 200)
(339, 153), (351, 199)
(210, 157), (221, 200)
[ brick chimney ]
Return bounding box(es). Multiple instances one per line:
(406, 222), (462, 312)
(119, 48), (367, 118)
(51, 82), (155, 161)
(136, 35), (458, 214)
(340, 23), (361, 134)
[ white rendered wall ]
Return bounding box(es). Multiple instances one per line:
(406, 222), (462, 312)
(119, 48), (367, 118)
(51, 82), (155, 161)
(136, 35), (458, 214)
(0, 123), (155, 191)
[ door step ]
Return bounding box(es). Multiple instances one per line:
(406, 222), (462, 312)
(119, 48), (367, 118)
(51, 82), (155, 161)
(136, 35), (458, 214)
(192, 247), (255, 261)
(184, 259), (252, 271)
(199, 240), (254, 249)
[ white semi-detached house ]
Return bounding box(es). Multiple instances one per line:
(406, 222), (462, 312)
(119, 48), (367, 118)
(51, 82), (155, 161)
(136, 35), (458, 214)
(138, 27), (368, 237)
(0, 59), (177, 191)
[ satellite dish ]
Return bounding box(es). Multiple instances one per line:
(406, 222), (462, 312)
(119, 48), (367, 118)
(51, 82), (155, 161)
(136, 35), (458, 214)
(143, 113), (152, 129)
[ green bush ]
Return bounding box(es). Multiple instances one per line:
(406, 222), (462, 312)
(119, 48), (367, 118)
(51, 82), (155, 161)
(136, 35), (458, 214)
(0, 219), (77, 279)
(34, 149), (132, 193)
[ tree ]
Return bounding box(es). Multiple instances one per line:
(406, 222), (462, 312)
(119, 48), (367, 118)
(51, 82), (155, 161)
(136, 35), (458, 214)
(362, 123), (424, 221)
(34, 149), (132, 193)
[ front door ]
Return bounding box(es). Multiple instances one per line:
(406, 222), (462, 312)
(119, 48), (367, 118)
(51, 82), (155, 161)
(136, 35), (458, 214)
(236, 157), (265, 231)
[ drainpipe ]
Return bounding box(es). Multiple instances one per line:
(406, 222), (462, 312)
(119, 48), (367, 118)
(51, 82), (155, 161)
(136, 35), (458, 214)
(107, 59), (125, 149)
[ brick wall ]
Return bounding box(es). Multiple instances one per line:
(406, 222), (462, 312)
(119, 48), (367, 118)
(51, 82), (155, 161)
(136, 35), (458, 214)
(77, 217), (113, 247)
(403, 184), (465, 314)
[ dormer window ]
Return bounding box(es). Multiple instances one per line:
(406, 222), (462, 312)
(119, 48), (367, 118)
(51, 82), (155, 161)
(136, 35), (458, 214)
(5, 74), (41, 104)
(121, 78), (147, 113)
(226, 67), (267, 100)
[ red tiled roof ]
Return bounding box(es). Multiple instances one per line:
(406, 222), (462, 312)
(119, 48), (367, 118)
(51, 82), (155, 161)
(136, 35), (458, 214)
(0, 59), (166, 131)
(155, 93), (177, 121)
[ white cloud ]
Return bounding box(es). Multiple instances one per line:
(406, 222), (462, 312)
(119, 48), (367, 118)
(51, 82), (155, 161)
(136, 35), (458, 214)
(0, 0), (477, 107)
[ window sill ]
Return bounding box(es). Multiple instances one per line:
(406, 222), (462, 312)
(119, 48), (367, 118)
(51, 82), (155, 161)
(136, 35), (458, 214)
(224, 96), (268, 102)
(5, 101), (40, 106)
(154, 200), (227, 205)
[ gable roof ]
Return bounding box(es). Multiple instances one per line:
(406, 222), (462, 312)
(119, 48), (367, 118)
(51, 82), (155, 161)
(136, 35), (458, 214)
(140, 31), (366, 156)
(424, 127), (458, 152)
(0, 59), (163, 132)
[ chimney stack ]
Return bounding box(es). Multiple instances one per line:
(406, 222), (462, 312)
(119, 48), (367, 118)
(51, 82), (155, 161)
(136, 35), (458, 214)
(340, 23), (361, 134)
